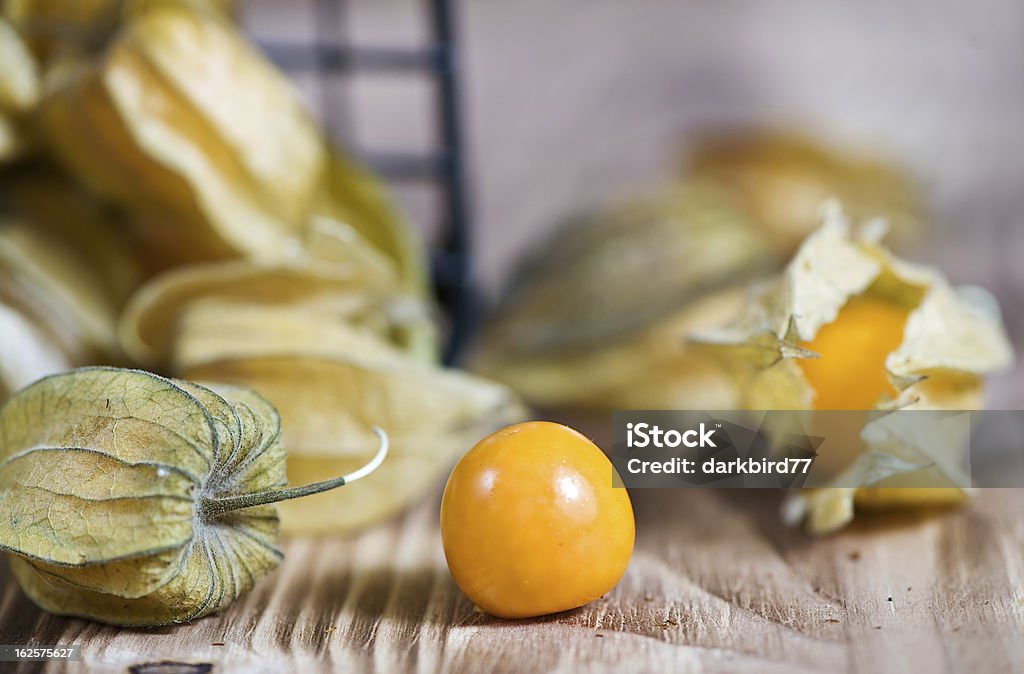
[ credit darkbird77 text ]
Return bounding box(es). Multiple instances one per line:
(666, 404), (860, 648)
(623, 422), (813, 476)
(624, 456), (814, 476)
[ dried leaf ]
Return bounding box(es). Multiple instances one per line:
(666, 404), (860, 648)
(0, 367), (385, 625)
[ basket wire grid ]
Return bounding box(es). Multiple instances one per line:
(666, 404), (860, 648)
(257, 0), (475, 365)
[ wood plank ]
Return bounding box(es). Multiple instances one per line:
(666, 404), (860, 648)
(1, 488), (1021, 673)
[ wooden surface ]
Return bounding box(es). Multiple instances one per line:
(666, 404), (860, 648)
(2, 487), (1022, 673)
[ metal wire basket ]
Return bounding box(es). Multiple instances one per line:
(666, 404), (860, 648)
(257, 0), (475, 365)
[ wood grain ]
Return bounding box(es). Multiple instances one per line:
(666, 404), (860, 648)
(1, 487), (1022, 674)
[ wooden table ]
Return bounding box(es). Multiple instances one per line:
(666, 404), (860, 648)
(2, 487), (1022, 673)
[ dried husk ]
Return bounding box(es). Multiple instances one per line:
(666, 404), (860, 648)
(173, 300), (414, 371)
(685, 132), (921, 256)
(0, 172), (141, 395)
(0, 17), (38, 162)
(120, 260), (524, 534)
(0, 368), (298, 625)
(694, 204), (1014, 532)
(185, 354), (523, 535)
(1, 367), (387, 624)
(1, 171), (142, 304)
(3, 0), (121, 63)
(305, 215), (438, 361)
(312, 150), (438, 361)
(0, 299), (70, 400)
(0, 17), (40, 110)
(3, 0), (237, 64)
(477, 287), (746, 411)
(472, 185), (774, 409)
(0, 221), (119, 357)
(0, 114), (25, 162)
(39, 0), (325, 265)
(0, 196), (140, 399)
(315, 148), (429, 297)
(119, 256), (423, 371)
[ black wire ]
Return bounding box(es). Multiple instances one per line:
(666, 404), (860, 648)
(429, 0), (476, 365)
(313, 0), (351, 139)
(259, 0), (475, 365)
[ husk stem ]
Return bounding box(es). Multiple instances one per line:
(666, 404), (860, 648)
(200, 427), (389, 518)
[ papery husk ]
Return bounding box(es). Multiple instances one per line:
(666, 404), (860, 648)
(173, 300), (407, 372)
(0, 113), (27, 162)
(39, 0), (324, 265)
(314, 148), (428, 294)
(3, 0), (121, 62)
(0, 299), (71, 398)
(0, 367), (287, 626)
(1, 170), (141, 303)
(0, 204), (139, 386)
(185, 354), (524, 535)
(695, 203), (1014, 533)
(0, 17), (38, 162)
(685, 132), (921, 256)
(0, 173), (141, 399)
(478, 287), (746, 411)
(0, 221), (117, 357)
(0, 176), (117, 397)
(3, 0), (237, 63)
(0, 18), (38, 112)
(119, 255), (426, 370)
(472, 185), (773, 409)
(120, 260), (523, 534)
(305, 215), (438, 361)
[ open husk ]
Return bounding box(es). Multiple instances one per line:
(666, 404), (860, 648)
(694, 203), (1014, 532)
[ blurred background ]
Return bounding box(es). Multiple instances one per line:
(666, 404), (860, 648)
(241, 0), (1024, 405)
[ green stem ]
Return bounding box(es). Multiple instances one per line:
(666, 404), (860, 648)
(201, 427), (389, 518)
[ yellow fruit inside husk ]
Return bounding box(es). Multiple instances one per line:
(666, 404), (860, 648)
(693, 210), (1014, 533)
(798, 296), (909, 410)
